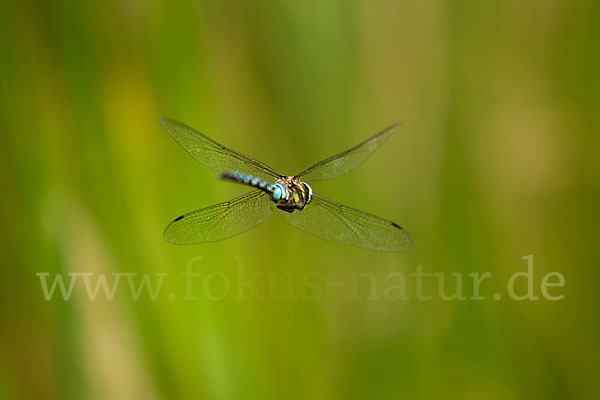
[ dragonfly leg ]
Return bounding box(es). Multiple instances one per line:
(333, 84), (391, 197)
(277, 205), (295, 213)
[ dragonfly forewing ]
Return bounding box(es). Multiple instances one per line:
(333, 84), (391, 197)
(296, 122), (401, 181)
(161, 118), (281, 181)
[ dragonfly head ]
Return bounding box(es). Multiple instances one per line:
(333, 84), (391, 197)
(271, 176), (312, 211)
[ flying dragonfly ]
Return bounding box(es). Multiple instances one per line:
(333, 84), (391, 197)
(161, 119), (413, 252)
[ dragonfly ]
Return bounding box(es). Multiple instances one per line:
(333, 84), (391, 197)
(161, 119), (413, 252)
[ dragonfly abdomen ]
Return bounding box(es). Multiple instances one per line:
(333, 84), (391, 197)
(221, 171), (273, 191)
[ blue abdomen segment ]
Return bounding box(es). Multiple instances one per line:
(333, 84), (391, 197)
(220, 171), (274, 192)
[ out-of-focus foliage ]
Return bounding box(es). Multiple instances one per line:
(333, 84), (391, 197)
(0, 1), (598, 399)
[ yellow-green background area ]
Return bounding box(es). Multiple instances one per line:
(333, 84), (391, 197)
(1, 1), (598, 399)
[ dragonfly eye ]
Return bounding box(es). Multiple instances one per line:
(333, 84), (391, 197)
(273, 186), (282, 200)
(273, 183), (287, 200)
(303, 182), (313, 204)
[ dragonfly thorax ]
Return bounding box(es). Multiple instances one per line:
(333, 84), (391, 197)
(271, 176), (312, 213)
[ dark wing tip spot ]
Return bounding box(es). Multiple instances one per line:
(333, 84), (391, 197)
(391, 222), (403, 230)
(173, 215), (184, 222)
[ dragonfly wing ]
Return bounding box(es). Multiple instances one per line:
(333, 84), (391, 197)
(296, 122), (401, 181)
(164, 190), (273, 244)
(161, 118), (281, 181)
(279, 194), (413, 252)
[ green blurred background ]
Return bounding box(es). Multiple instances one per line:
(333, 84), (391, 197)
(1, 0), (598, 399)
